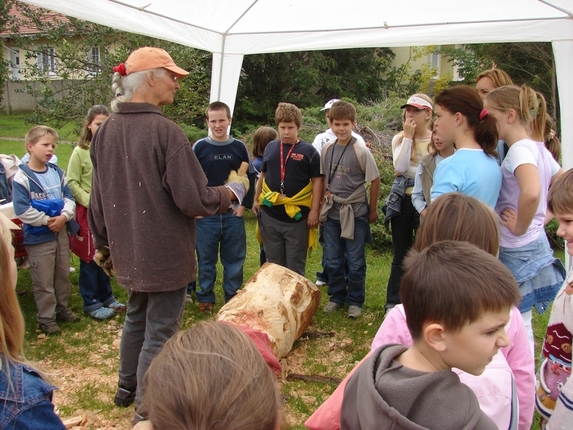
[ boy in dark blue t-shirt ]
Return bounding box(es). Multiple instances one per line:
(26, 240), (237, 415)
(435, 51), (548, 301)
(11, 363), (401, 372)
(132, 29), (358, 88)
(193, 102), (253, 313)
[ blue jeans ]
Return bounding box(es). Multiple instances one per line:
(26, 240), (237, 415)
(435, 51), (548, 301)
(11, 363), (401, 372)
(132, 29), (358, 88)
(499, 233), (565, 314)
(324, 215), (370, 308)
(79, 259), (114, 312)
(118, 287), (186, 409)
(195, 213), (246, 303)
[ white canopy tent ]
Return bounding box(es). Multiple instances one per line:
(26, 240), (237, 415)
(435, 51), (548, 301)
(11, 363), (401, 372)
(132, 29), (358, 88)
(20, 0), (573, 167)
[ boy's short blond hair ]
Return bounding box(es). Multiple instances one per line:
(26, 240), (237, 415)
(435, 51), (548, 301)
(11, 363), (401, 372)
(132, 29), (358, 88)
(25, 125), (58, 145)
(401, 241), (520, 340)
(548, 169), (573, 216)
(329, 101), (356, 123)
(275, 102), (302, 128)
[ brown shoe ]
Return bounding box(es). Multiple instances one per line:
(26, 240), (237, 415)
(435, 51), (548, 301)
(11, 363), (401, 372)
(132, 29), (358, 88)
(56, 308), (81, 322)
(39, 322), (61, 335)
(198, 302), (214, 314)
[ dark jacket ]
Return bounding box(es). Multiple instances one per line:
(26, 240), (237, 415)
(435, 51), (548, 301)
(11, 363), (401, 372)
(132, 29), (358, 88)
(89, 102), (231, 292)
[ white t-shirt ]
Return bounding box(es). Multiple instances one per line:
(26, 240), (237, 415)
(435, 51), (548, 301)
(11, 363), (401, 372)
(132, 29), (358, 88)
(312, 129), (366, 155)
(496, 139), (560, 248)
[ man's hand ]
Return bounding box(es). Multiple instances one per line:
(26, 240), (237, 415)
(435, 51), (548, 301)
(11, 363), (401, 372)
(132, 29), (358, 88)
(47, 215), (67, 232)
(94, 247), (114, 276)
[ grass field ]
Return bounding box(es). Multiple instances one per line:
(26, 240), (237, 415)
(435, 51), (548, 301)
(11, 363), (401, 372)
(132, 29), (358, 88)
(2, 113), (558, 429)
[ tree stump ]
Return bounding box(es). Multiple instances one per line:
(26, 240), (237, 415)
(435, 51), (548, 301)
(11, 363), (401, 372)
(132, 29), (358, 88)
(217, 262), (321, 358)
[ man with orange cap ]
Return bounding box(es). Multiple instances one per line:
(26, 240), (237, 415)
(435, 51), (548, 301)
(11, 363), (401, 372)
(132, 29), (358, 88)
(89, 47), (245, 424)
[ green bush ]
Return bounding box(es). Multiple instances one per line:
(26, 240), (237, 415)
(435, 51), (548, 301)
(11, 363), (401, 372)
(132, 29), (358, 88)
(179, 124), (208, 144)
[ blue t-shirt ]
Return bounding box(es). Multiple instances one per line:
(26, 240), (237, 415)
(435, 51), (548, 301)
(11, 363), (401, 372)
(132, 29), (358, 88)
(431, 148), (502, 208)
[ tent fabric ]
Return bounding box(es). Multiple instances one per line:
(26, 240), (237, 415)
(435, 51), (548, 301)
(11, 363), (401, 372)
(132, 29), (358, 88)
(19, 0), (573, 168)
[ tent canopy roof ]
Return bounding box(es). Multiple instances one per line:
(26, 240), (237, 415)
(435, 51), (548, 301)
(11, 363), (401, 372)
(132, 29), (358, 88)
(19, 0), (573, 54)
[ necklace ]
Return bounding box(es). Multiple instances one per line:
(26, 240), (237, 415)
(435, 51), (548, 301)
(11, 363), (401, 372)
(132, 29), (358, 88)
(419, 350), (442, 372)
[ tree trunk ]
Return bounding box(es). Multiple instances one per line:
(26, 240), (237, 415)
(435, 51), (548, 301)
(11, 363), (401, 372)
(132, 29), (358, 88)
(217, 262), (321, 358)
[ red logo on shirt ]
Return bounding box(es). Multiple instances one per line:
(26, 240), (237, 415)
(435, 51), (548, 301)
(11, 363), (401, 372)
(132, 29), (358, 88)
(290, 153), (304, 161)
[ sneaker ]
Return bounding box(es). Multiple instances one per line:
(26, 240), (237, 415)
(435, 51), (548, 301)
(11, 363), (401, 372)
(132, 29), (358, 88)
(186, 293), (193, 304)
(56, 308), (81, 322)
(315, 280), (327, 287)
(323, 302), (341, 314)
(199, 302), (214, 314)
(114, 385), (136, 407)
(106, 300), (126, 312)
(87, 307), (115, 320)
(347, 305), (362, 319)
(69, 267), (76, 273)
(39, 322), (61, 335)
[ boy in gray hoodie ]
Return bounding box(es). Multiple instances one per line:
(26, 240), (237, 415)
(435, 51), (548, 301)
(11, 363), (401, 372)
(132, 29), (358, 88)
(341, 241), (520, 430)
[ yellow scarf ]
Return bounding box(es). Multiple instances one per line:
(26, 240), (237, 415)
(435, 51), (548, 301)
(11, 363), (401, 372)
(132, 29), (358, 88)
(256, 179), (318, 251)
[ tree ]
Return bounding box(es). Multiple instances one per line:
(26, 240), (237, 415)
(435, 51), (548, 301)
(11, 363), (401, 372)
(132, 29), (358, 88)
(233, 48), (417, 133)
(440, 43), (557, 118)
(2, 1), (211, 130)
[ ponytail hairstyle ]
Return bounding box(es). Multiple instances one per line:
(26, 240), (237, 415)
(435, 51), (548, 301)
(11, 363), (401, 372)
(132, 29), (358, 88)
(110, 68), (166, 112)
(486, 84), (549, 144)
(434, 85), (498, 157)
(544, 115), (561, 162)
(394, 93), (433, 161)
(426, 117), (438, 156)
(78, 105), (110, 150)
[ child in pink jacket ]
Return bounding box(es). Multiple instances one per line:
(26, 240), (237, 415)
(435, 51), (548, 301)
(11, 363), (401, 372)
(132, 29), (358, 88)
(306, 193), (534, 430)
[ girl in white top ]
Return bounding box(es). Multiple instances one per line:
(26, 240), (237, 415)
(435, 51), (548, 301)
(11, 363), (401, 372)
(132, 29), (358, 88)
(484, 84), (564, 354)
(385, 94), (432, 311)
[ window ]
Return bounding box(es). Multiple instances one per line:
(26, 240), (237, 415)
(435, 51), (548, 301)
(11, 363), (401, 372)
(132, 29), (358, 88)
(36, 48), (57, 75)
(7, 48), (20, 79)
(86, 46), (101, 75)
(429, 50), (441, 78)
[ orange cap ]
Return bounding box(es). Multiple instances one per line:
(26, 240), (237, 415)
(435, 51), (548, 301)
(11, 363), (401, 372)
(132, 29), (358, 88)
(126, 47), (189, 77)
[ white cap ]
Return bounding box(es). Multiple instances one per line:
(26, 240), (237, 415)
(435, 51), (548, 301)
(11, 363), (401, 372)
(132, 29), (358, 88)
(400, 96), (433, 111)
(320, 99), (340, 111)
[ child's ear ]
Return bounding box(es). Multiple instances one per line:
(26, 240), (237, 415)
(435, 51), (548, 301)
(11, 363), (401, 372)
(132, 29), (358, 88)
(423, 323), (447, 352)
(506, 109), (517, 124)
(25, 142), (33, 152)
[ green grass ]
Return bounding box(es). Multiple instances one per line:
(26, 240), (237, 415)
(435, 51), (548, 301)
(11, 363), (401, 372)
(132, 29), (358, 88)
(0, 113), (79, 143)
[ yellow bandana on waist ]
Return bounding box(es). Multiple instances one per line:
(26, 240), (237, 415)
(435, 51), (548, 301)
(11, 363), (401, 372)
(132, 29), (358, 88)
(256, 179), (318, 251)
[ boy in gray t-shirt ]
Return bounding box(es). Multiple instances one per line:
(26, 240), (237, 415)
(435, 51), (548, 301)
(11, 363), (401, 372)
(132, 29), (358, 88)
(319, 101), (380, 318)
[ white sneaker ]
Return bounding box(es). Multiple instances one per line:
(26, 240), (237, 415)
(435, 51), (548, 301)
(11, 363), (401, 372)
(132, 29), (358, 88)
(69, 267), (76, 272)
(315, 280), (327, 286)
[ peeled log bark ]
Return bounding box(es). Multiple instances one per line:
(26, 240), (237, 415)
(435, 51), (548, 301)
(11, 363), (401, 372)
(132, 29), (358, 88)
(217, 262), (321, 358)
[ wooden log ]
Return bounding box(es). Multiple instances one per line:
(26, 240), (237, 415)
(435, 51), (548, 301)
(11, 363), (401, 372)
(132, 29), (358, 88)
(217, 262), (320, 358)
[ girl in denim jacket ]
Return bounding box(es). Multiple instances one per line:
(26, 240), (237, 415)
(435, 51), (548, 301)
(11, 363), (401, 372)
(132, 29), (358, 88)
(0, 214), (65, 429)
